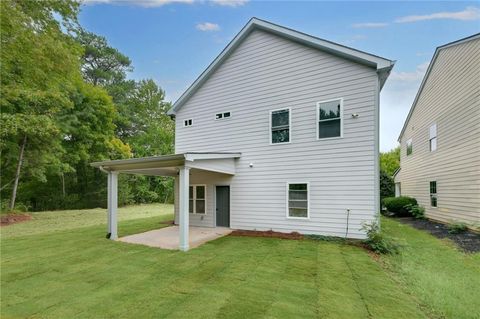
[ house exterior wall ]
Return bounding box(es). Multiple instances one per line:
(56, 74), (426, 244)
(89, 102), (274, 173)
(395, 38), (480, 226)
(174, 29), (380, 238)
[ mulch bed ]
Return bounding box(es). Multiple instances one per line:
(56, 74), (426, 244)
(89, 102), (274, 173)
(159, 220), (175, 225)
(1, 213), (32, 226)
(230, 229), (304, 240)
(396, 217), (480, 253)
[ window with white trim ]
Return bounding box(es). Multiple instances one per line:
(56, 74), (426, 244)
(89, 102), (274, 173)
(287, 183), (309, 218)
(406, 138), (413, 156)
(429, 124), (437, 152)
(317, 99), (342, 139)
(430, 181), (437, 207)
(189, 185), (206, 214)
(184, 119), (193, 127)
(270, 108), (290, 144)
(216, 112), (231, 120)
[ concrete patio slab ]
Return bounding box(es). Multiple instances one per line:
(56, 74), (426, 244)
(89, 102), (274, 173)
(119, 226), (232, 250)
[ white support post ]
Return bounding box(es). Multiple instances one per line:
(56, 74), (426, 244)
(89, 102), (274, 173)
(107, 171), (118, 240)
(178, 166), (190, 251)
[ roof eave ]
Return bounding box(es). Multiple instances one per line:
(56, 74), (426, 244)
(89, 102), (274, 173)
(168, 17), (394, 115)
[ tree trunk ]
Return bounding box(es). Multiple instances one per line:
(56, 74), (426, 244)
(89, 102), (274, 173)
(9, 135), (27, 211)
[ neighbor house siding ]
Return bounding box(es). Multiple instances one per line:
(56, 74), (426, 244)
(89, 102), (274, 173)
(396, 37), (480, 226)
(175, 29), (379, 238)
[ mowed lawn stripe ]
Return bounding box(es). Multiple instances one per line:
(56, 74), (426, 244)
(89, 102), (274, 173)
(2, 208), (431, 318)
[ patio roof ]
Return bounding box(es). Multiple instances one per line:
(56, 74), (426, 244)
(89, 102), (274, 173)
(90, 152), (241, 176)
(91, 152), (240, 251)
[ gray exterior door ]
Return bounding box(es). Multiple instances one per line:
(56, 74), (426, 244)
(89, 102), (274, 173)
(216, 186), (230, 227)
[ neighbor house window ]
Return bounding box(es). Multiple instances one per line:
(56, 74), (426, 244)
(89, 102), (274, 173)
(189, 185), (206, 214)
(270, 108), (290, 144)
(287, 183), (309, 218)
(430, 181), (437, 207)
(184, 119), (193, 127)
(406, 139), (413, 156)
(317, 99), (342, 139)
(216, 112), (231, 120)
(429, 124), (437, 152)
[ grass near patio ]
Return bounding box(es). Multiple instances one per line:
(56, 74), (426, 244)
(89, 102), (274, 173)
(1, 205), (479, 318)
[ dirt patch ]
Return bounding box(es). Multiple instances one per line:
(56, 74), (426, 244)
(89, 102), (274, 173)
(396, 217), (480, 253)
(230, 229), (304, 240)
(1, 214), (32, 226)
(159, 220), (175, 225)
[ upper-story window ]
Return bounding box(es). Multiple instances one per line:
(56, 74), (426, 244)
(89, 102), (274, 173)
(216, 112), (231, 120)
(429, 123), (437, 152)
(270, 108), (290, 144)
(406, 138), (413, 156)
(317, 99), (342, 139)
(184, 119), (193, 127)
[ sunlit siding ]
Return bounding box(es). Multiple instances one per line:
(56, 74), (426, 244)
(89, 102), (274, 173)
(396, 37), (480, 226)
(175, 29), (379, 238)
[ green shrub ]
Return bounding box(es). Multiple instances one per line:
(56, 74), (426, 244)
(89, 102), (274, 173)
(361, 221), (400, 254)
(383, 196), (417, 217)
(404, 204), (425, 219)
(448, 222), (468, 234)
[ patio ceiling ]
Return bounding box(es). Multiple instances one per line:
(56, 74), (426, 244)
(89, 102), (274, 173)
(90, 152), (241, 176)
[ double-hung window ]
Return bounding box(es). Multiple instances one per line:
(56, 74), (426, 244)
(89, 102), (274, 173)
(317, 99), (342, 139)
(287, 183), (309, 218)
(429, 124), (437, 152)
(430, 181), (437, 207)
(189, 185), (206, 214)
(270, 108), (290, 144)
(406, 139), (413, 156)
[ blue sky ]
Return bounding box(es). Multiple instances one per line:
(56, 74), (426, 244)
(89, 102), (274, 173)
(80, 1), (480, 151)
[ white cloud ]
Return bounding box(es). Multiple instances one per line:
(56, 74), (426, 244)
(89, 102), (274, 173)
(210, 0), (248, 7)
(82, 0), (194, 7)
(389, 62), (429, 82)
(352, 22), (388, 28)
(196, 22), (220, 31)
(395, 6), (480, 23)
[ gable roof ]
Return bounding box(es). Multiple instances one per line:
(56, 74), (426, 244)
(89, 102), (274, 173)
(397, 33), (480, 141)
(168, 17), (395, 115)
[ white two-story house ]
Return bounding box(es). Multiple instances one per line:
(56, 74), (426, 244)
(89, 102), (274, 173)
(92, 18), (395, 251)
(394, 34), (479, 228)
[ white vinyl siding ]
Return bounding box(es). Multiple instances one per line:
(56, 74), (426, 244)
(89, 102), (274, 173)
(396, 37), (480, 226)
(175, 29), (379, 238)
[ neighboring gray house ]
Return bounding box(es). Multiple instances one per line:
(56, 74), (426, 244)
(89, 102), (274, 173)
(394, 34), (480, 228)
(92, 18), (394, 250)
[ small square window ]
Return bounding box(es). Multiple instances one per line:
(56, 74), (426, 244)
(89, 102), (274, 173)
(216, 112), (231, 120)
(184, 119), (193, 127)
(215, 113), (223, 119)
(224, 112), (231, 118)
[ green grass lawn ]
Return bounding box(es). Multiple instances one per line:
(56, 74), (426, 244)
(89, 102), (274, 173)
(1, 206), (478, 318)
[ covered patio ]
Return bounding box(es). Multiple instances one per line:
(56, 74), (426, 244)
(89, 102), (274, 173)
(90, 152), (241, 251)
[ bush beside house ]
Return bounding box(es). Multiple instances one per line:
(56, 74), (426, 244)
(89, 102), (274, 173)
(383, 196), (417, 217)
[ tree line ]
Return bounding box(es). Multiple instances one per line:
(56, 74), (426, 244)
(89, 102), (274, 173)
(1, 0), (174, 212)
